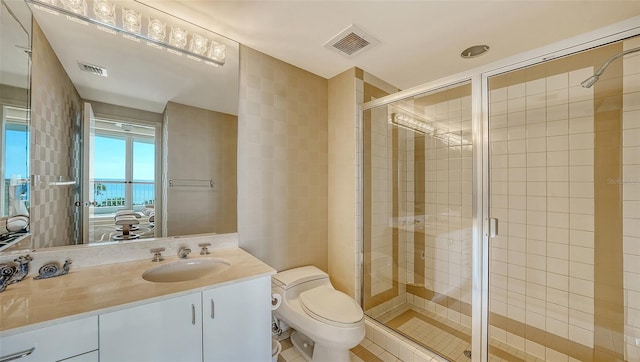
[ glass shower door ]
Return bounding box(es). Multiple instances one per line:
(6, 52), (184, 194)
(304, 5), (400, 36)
(362, 82), (475, 361)
(487, 35), (640, 361)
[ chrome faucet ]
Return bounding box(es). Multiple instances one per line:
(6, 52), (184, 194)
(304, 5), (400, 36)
(178, 247), (191, 259)
(150, 248), (165, 262)
(198, 243), (211, 255)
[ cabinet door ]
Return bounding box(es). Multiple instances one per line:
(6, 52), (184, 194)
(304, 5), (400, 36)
(99, 293), (202, 362)
(0, 316), (97, 362)
(202, 276), (271, 362)
(60, 350), (99, 362)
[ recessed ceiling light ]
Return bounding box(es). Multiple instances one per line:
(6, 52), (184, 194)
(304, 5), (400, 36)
(461, 45), (489, 59)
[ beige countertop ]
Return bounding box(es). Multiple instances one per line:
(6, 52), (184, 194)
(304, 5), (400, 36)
(0, 247), (275, 335)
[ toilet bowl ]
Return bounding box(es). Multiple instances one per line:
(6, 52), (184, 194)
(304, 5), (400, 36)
(272, 266), (365, 362)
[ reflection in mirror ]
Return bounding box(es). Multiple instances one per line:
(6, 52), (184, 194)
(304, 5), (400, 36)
(85, 117), (158, 243)
(9, 0), (239, 253)
(0, 0), (31, 251)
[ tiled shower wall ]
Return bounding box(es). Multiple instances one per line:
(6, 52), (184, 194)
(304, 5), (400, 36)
(487, 37), (640, 361)
(363, 86), (474, 332)
(623, 37), (640, 361)
(406, 93), (474, 328)
(488, 67), (598, 360)
(30, 20), (81, 248)
(369, 106), (394, 296)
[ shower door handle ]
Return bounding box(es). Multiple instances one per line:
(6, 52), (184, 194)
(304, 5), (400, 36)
(488, 218), (499, 238)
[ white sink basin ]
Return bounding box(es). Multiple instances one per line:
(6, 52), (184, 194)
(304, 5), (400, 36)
(142, 257), (231, 283)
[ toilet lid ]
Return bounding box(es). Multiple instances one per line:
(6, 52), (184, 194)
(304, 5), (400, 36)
(299, 286), (363, 327)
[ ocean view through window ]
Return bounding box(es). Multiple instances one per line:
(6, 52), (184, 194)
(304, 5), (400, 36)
(91, 119), (155, 215)
(2, 106), (29, 217)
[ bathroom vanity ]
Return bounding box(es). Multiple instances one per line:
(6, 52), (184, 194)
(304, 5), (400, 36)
(0, 244), (275, 362)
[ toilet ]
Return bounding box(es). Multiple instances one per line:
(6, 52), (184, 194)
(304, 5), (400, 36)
(272, 266), (365, 362)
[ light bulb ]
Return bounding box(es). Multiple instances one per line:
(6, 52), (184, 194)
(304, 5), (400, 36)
(122, 8), (141, 33)
(169, 26), (188, 48)
(148, 18), (166, 42)
(93, 0), (115, 25)
(189, 34), (209, 55)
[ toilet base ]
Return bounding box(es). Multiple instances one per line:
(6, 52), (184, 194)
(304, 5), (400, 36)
(311, 345), (350, 362)
(291, 330), (314, 361)
(290, 330), (351, 362)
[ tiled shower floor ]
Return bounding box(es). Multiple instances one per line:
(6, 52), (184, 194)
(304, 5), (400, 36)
(376, 304), (544, 362)
(276, 304), (546, 362)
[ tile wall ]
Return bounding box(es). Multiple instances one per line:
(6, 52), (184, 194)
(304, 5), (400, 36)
(363, 85), (474, 326)
(623, 36), (640, 361)
(369, 106), (395, 296)
(364, 318), (447, 362)
(488, 66), (598, 360)
(409, 90), (474, 327)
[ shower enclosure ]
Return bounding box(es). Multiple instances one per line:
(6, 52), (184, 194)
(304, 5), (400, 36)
(361, 32), (640, 361)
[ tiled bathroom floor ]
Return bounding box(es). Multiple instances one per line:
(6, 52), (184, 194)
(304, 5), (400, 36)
(276, 335), (401, 362)
(394, 315), (470, 361)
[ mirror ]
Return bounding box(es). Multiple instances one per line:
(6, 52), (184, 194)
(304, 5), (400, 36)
(3, 0), (238, 252)
(0, 0), (31, 249)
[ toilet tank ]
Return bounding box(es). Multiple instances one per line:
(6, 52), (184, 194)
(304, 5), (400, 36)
(272, 266), (329, 290)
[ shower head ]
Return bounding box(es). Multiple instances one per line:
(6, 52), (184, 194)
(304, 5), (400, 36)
(580, 75), (599, 88)
(581, 46), (640, 88)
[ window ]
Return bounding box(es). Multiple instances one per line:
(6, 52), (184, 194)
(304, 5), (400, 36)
(2, 105), (29, 217)
(91, 119), (155, 215)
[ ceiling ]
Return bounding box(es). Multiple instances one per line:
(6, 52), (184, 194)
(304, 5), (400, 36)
(4, 1), (640, 114)
(141, 0), (640, 90)
(0, 1), (30, 88)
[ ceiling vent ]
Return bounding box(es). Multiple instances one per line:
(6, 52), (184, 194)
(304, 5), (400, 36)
(78, 61), (108, 77)
(324, 24), (379, 58)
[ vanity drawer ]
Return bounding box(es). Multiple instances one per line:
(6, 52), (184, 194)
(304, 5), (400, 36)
(0, 316), (98, 362)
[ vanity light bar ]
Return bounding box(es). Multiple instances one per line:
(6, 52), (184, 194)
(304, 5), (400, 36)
(26, 0), (226, 66)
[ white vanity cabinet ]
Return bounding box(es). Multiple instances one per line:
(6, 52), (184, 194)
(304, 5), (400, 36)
(99, 292), (202, 362)
(0, 316), (98, 362)
(99, 275), (272, 362)
(202, 275), (271, 362)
